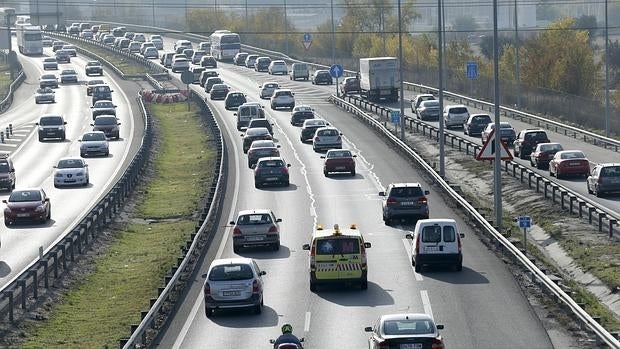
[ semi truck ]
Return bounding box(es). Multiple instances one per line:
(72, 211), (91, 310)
(16, 23), (43, 55)
(359, 57), (400, 102)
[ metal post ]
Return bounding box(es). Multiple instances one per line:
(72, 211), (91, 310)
(523, 227), (527, 256)
(514, 0), (520, 108)
(493, 0), (502, 229)
(381, 5), (386, 53)
(152, 0), (155, 26)
(186, 84), (190, 111)
(56, 0), (60, 30)
(605, 0), (610, 137)
(284, 0), (288, 55)
(398, 0), (405, 140)
(245, 0), (248, 34)
(330, 0), (335, 65)
(438, 0), (445, 177)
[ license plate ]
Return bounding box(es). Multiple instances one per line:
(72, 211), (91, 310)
(246, 236), (264, 241)
(65, 180), (76, 183)
(569, 162), (581, 166)
(424, 246), (440, 252)
(222, 290), (241, 297)
(17, 213), (30, 217)
(400, 344), (422, 349)
(47, 132), (55, 135)
(266, 177), (278, 181)
(335, 166), (346, 170)
(401, 202), (415, 206)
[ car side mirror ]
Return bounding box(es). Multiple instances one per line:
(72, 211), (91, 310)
(64, 122), (67, 124)
(90, 106), (94, 108)
(201, 273), (208, 279)
(53, 165), (57, 168)
(286, 164), (291, 167)
(364, 326), (373, 332)
(84, 164), (88, 167)
(35, 123), (39, 125)
(364, 242), (371, 248)
(240, 133), (244, 137)
(302, 244), (310, 250)
(405, 233), (413, 240)
(436, 324), (444, 330)
(459, 233), (465, 238)
(233, 113), (237, 116)
(260, 271), (266, 276)
(378, 191), (386, 196)
(269, 339), (275, 344)
(117, 122), (121, 125)
(90, 123), (94, 126)
(10, 169), (15, 172)
(424, 190), (430, 195)
(276, 145), (281, 148)
(353, 155), (357, 158)
(251, 164), (257, 169)
(320, 156), (325, 159)
(78, 139), (82, 142)
(45, 198), (50, 202)
(276, 218), (282, 222)
(2, 200), (6, 203)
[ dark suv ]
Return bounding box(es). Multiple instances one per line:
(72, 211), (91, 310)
(463, 114), (492, 136)
(0, 154), (16, 190)
(379, 183), (430, 225)
(248, 118), (274, 136)
(91, 84), (114, 105)
(513, 129), (550, 159)
(37, 114), (67, 141)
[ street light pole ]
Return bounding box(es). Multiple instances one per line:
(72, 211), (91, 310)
(245, 0), (248, 34)
(605, 0), (610, 137)
(514, 0), (520, 108)
(398, 0), (405, 140)
(284, 0), (288, 55)
(492, 0), (503, 229)
(152, 0), (155, 26)
(330, 0), (335, 65)
(438, 0), (445, 178)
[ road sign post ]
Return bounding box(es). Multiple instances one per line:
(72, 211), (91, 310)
(390, 110), (400, 134)
(329, 64), (343, 97)
(302, 32), (312, 50)
(180, 70), (194, 111)
(518, 215), (532, 256)
(466, 61), (477, 96)
(476, 129), (513, 161)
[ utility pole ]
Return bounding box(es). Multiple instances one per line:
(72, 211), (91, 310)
(284, 0), (288, 55)
(605, 0), (610, 137)
(245, 0), (248, 35)
(438, 0), (445, 178)
(492, 0), (503, 229)
(398, 0), (405, 140)
(330, 0), (335, 64)
(514, 0), (520, 108)
(381, 5), (386, 53)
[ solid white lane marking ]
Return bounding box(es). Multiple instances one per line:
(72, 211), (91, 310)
(171, 87), (242, 349)
(401, 238), (423, 281)
(341, 134), (385, 192)
(304, 311), (311, 332)
(420, 290), (434, 320)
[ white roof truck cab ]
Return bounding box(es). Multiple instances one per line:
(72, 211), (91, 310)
(358, 57), (400, 103)
(406, 218), (464, 273)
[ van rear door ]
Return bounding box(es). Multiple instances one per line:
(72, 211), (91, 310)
(314, 237), (363, 280)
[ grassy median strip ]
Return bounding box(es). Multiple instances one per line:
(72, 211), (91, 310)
(20, 102), (215, 348)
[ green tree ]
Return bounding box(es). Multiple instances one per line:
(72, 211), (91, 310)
(479, 35), (514, 60)
(573, 14), (598, 42)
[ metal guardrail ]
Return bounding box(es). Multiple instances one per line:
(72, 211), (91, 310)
(0, 70), (25, 113)
(0, 97), (153, 325)
(330, 95), (620, 349)
(120, 92), (226, 349)
(343, 94), (620, 238)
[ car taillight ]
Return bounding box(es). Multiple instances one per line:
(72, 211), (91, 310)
(418, 197), (428, 205)
(376, 341), (389, 349)
(282, 167), (289, 174)
(204, 282), (211, 297)
(310, 244), (316, 269)
(268, 225), (278, 233)
(431, 338), (444, 349)
(458, 236), (462, 253)
(252, 279), (260, 294)
(386, 197), (397, 205)
(233, 227), (242, 236)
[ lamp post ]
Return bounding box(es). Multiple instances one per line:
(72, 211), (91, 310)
(438, 0), (445, 178)
(245, 0), (248, 34)
(492, 0), (503, 229)
(284, 0), (288, 55)
(397, 0), (405, 139)
(152, 0), (155, 26)
(330, 0), (335, 65)
(605, 0), (610, 137)
(514, 0), (520, 108)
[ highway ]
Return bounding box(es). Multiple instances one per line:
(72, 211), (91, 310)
(0, 41), (143, 290)
(153, 38), (556, 348)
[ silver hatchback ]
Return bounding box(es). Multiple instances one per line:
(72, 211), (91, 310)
(230, 209), (282, 252)
(312, 127), (343, 152)
(203, 258), (266, 317)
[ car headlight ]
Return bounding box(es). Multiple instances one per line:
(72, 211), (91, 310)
(76, 172), (84, 177)
(38, 126), (44, 131)
(55, 173), (63, 177)
(35, 205), (45, 213)
(58, 127), (63, 130)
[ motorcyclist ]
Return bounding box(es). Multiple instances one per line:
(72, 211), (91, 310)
(272, 323), (303, 348)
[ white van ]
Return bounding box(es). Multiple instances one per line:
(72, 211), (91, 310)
(235, 103), (265, 130)
(406, 219), (464, 272)
(290, 63), (309, 81)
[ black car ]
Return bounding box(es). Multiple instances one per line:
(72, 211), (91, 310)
(290, 106), (315, 126)
(55, 50), (71, 63)
(224, 92), (247, 110)
(300, 119), (329, 142)
(91, 115), (121, 139)
(311, 70), (333, 85)
(209, 84), (229, 100)
(85, 61), (103, 76)
(340, 77), (360, 94)
(37, 114), (67, 141)
(513, 129), (550, 159)
(199, 70), (219, 87)
(0, 155), (16, 190)
(463, 113), (492, 136)
(254, 57), (271, 72)
(254, 157), (290, 188)
(234, 52), (249, 66)
(91, 100), (117, 119)
(91, 84), (114, 105)
(248, 118), (274, 136)
(242, 127), (272, 153)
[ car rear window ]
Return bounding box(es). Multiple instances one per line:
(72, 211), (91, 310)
(539, 144), (562, 152)
(327, 150), (352, 158)
(389, 186), (423, 197)
(383, 320), (434, 335)
(318, 129), (339, 137)
(421, 225), (458, 243)
(421, 100), (439, 108)
(315, 238), (360, 255)
(294, 112), (314, 119)
(601, 166), (620, 177)
(237, 214), (272, 225)
(258, 160), (284, 168)
(83, 132), (106, 141)
(525, 132), (548, 140)
(473, 115), (491, 124)
(449, 107), (468, 114)
(208, 264), (254, 281)
(560, 151), (585, 160)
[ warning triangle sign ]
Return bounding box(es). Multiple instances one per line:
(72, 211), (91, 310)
(476, 129), (514, 161)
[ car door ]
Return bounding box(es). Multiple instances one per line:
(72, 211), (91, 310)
(336, 237), (363, 280)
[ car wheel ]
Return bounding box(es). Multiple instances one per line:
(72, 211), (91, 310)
(205, 306), (213, 318)
(384, 215), (392, 226)
(456, 262), (463, 272)
(596, 186), (603, 197)
(38, 135), (44, 142)
(35, 100), (39, 104)
(587, 183), (593, 194)
(283, 180), (289, 187)
(273, 243), (280, 251)
(84, 177), (89, 186)
(351, 169), (356, 176)
(254, 301), (263, 314)
(556, 171), (563, 180)
(411, 257), (415, 267)
(323, 170), (328, 177)
(310, 281), (317, 292)
(360, 279), (368, 290)
(233, 245), (240, 254)
(536, 161), (543, 170)
(46, 208), (51, 220)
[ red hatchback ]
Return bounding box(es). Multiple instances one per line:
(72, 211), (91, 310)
(321, 149), (356, 176)
(3, 188), (51, 225)
(549, 150), (590, 179)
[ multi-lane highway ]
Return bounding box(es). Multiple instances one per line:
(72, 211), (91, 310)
(0, 41), (143, 290)
(148, 37), (566, 348)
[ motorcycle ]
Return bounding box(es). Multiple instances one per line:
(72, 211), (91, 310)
(269, 337), (304, 349)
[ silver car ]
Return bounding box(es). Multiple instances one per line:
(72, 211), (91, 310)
(35, 88), (55, 104)
(230, 209), (281, 252)
(416, 100), (440, 121)
(312, 127), (343, 152)
(443, 104), (469, 129)
(259, 82), (279, 99)
(42, 57), (58, 70)
(203, 258), (266, 317)
(79, 131), (109, 157)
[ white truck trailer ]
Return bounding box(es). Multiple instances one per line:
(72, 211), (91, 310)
(359, 57), (400, 102)
(16, 23), (43, 55)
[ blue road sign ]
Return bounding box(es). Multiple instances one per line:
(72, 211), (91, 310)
(390, 110), (401, 124)
(466, 61), (478, 80)
(303, 32), (312, 43)
(518, 216), (532, 229)
(329, 64), (344, 78)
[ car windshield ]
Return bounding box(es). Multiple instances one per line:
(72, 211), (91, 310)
(87, 62), (100, 66)
(560, 151), (585, 160)
(449, 107), (468, 114)
(251, 141), (275, 149)
(89, 80), (104, 86)
(228, 93), (244, 99)
(525, 132), (547, 140)
(9, 190), (42, 202)
(95, 102), (114, 108)
(247, 128), (268, 136)
(316, 238), (360, 255)
(390, 187), (423, 197)
(473, 116), (491, 124)
(44, 58), (56, 62)
(95, 117), (117, 125)
(57, 159), (84, 169)
(0, 162), (9, 173)
(39, 116), (63, 126)
(41, 75), (56, 80)
(383, 319), (435, 335)
(258, 160), (284, 168)
(601, 166), (620, 177)
(82, 133), (106, 141)
(237, 213), (272, 225)
(208, 264), (254, 281)
(61, 70), (76, 75)
(327, 150), (352, 158)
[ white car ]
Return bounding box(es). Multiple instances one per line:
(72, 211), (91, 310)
(270, 89), (295, 110)
(268, 60), (288, 75)
(143, 47), (159, 59)
(171, 58), (190, 72)
(406, 218), (464, 272)
(203, 257), (266, 317)
(258, 82), (279, 99)
(42, 57), (58, 70)
(61, 45), (77, 57)
(443, 105), (470, 129)
(79, 131), (109, 157)
(312, 126), (343, 151)
(54, 157), (89, 187)
(133, 33), (146, 43)
(34, 88), (55, 104)
(127, 41), (141, 53)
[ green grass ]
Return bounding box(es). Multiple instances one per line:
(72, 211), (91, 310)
(56, 36), (150, 76)
(0, 63), (13, 99)
(21, 102), (216, 349)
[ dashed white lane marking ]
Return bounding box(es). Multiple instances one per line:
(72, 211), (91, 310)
(342, 134), (384, 192)
(304, 311), (311, 333)
(420, 290), (434, 320)
(402, 238), (423, 281)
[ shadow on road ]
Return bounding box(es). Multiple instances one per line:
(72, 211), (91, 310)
(315, 281), (394, 306)
(0, 261), (11, 277)
(239, 245), (291, 259)
(209, 305), (279, 328)
(421, 266), (489, 285)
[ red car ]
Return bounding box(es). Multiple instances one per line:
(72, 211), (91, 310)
(530, 142), (563, 169)
(549, 150), (590, 179)
(321, 149), (356, 176)
(3, 188), (51, 225)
